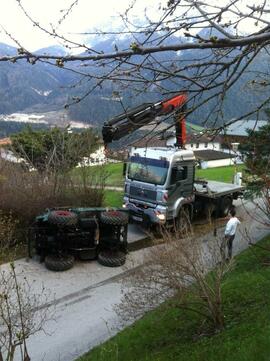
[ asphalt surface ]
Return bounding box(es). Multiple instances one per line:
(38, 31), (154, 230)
(9, 199), (270, 361)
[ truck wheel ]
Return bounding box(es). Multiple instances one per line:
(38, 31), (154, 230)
(100, 211), (129, 226)
(45, 254), (75, 271)
(97, 250), (126, 267)
(219, 197), (232, 217)
(48, 210), (78, 227)
(175, 208), (191, 235)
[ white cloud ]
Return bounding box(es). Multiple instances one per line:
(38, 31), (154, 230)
(0, 0), (160, 51)
(0, 0), (264, 52)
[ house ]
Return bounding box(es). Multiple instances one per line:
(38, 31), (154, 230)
(0, 137), (11, 146)
(194, 149), (236, 169)
(224, 120), (268, 137)
(222, 120), (268, 147)
(76, 143), (120, 167)
(218, 119), (269, 163)
(0, 137), (25, 164)
(167, 133), (222, 151)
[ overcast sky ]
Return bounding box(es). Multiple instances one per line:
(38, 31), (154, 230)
(0, 0), (158, 51)
(0, 0), (263, 52)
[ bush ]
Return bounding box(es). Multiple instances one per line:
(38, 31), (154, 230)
(0, 210), (19, 251)
(0, 159), (105, 224)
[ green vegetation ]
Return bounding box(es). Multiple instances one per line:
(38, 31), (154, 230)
(78, 236), (270, 361)
(103, 190), (124, 208)
(0, 121), (50, 137)
(102, 163), (125, 186)
(87, 163), (244, 187)
(92, 163), (245, 208)
(196, 164), (245, 183)
(240, 123), (270, 197)
(72, 163), (124, 187)
(11, 127), (98, 172)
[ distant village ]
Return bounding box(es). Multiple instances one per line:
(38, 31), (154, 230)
(0, 119), (267, 170)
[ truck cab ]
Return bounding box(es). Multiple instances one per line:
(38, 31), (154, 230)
(102, 93), (244, 225)
(123, 147), (196, 225)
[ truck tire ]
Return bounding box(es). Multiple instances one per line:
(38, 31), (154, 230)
(175, 207), (191, 235)
(100, 211), (129, 226)
(204, 202), (215, 219)
(48, 210), (78, 227)
(97, 250), (126, 267)
(219, 197), (232, 217)
(45, 254), (75, 271)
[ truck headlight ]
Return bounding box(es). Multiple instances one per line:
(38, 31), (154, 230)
(157, 214), (166, 221)
(155, 212), (166, 221)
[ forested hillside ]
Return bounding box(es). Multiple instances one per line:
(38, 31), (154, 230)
(0, 33), (268, 128)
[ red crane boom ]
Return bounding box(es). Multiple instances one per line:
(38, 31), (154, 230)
(102, 93), (187, 148)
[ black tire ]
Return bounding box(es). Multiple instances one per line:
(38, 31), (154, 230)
(100, 211), (129, 226)
(204, 202), (215, 219)
(97, 250), (126, 267)
(175, 207), (191, 235)
(48, 210), (78, 227)
(219, 197), (232, 217)
(45, 254), (75, 271)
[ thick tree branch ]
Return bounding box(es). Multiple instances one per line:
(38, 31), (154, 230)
(1, 32), (270, 64)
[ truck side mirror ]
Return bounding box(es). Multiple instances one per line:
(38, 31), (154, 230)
(122, 162), (127, 177)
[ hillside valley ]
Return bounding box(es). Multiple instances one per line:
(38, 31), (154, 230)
(0, 31), (269, 136)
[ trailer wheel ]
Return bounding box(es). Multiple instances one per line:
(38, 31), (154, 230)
(100, 211), (129, 226)
(219, 197), (232, 217)
(48, 210), (78, 227)
(45, 254), (75, 271)
(97, 250), (126, 267)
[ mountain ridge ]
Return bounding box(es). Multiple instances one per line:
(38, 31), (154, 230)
(0, 34), (268, 132)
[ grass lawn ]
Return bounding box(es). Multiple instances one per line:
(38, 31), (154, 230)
(92, 163), (244, 187)
(72, 163), (125, 187)
(99, 163), (244, 207)
(103, 190), (124, 208)
(77, 236), (270, 361)
(196, 164), (245, 183)
(100, 162), (125, 186)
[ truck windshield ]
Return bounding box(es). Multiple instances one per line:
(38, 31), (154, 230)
(127, 156), (169, 185)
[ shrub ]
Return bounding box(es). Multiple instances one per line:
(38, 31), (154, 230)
(0, 159), (105, 223)
(0, 210), (19, 251)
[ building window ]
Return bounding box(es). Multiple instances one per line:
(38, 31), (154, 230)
(190, 143), (193, 148)
(196, 143), (199, 148)
(204, 142), (208, 148)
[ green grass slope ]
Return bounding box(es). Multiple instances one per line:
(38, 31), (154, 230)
(78, 236), (270, 361)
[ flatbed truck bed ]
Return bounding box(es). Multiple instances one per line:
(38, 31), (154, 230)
(194, 179), (245, 199)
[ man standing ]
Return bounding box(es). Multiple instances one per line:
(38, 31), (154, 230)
(222, 207), (241, 261)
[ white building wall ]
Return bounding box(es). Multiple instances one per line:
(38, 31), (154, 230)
(77, 145), (120, 167)
(166, 136), (220, 150)
(186, 142), (221, 151)
(200, 158), (235, 169)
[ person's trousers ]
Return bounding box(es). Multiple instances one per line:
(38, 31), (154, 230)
(221, 235), (235, 261)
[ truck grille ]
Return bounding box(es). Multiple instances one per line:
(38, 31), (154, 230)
(130, 186), (157, 201)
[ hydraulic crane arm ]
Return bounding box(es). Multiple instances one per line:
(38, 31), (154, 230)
(102, 93), (187, 148)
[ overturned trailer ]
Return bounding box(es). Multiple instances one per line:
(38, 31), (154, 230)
(29, 207), (129, 271)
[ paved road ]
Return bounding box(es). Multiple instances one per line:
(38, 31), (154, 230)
(11, 199), (269, 361)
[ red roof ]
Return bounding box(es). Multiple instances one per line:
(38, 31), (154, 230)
(0, 137), (11, 146)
